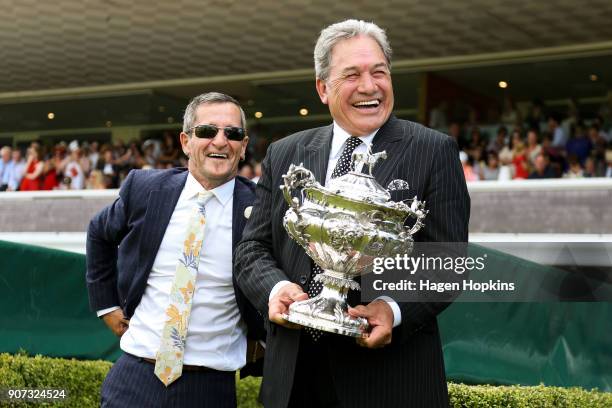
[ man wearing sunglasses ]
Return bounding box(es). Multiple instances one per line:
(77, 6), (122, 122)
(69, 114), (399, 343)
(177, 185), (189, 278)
(86, 92), (264, 408)
(235, 20), (469, 408)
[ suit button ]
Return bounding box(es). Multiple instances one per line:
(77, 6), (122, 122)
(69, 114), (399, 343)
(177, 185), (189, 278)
(299, 275), (307, 284)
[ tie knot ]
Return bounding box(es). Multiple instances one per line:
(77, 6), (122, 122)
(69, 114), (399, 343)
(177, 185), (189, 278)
(197, 191), (213, 204)
(330, 137), (364, 179)
(345, 137), (363, 151)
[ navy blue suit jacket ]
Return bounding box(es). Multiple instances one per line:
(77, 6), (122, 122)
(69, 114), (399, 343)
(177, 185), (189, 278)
(86, 168), (265, 372)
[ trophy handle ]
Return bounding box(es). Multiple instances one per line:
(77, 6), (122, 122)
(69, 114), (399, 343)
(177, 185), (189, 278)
(405, 197), (428, 235)
(281, 163), (317, 211)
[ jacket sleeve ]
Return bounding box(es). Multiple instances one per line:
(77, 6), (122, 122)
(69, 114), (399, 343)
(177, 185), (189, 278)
(85, 170), (135, 311)
(396, 136), (470, 340)
(234, 144), (291, 315)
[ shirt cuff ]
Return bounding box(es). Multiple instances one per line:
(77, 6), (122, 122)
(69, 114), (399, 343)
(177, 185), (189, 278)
(97, 306), (120, 318)
(375, 296), (402, 328)
(269, 280), (292, 301)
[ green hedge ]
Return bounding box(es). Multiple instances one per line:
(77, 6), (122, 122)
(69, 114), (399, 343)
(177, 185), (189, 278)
(447, 383), (612, 407)
(0, 353), (110, 407)
(1, 353), (611, 408)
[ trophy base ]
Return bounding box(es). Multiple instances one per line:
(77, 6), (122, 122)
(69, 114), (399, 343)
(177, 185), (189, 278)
(282, 286), (370, 338)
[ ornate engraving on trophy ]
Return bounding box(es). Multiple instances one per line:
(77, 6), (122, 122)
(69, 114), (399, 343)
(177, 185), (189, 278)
(280, 148), (427, 337)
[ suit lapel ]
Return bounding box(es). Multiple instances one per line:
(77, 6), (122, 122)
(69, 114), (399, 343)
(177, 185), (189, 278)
(133, 172), (187, 294)
(232, 177), (252, 248)
(290, 126), (333, 281)
(301, 125), (333, 185)
(371, 115), (411, 188)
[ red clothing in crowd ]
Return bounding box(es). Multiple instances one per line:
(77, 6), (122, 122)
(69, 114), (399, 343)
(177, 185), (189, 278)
(512, 154), (529, 179)
(19, 160), (42, 191)
(41, 169), (59, 190)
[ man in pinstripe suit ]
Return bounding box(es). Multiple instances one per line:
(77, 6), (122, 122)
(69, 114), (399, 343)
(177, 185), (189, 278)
(235, 20), (470, 408)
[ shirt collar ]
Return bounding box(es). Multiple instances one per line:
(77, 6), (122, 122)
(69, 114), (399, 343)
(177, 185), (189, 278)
(185, 172), (235, 206)
(330, 122), (378, 159)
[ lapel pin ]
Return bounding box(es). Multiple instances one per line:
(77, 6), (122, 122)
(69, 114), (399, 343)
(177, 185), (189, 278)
(244, 206), (253, 219)
(387, 179), (410, 191)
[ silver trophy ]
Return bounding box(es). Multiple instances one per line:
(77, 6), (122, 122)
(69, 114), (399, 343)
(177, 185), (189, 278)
(281, 148), (427, 337)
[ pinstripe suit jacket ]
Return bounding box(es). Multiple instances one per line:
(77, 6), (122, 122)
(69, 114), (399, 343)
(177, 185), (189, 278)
(235, 116), (470, 408)
(86, 168), (265, 371)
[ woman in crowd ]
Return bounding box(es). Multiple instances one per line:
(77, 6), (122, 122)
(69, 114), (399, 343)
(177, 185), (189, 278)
(19, 143), (44, 191)
(86, 169), (108, 189)
(525, 129), (542, 168)
(158, 131), (180, 165)
(482, 152), (500, 180)
(96, 147), (119, 188)
(511, 130), (530, 179)
(460, 151), (478, 182)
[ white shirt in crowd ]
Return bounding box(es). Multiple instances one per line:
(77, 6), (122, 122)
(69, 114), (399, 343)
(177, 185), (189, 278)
(0, 159), (25, 190)
(551, 127), (567, 148)
(64, 161), (85, 190)
(101, 174), (246, 371)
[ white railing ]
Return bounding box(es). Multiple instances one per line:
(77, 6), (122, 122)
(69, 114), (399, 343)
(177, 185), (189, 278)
(466, 177), (612, 192)
(1, 178), (611, 255)
(0, 189), (119, 200)
(0, 177), (611, 201)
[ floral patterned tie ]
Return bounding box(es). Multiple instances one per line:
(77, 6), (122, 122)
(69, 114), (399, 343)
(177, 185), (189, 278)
(154, 191), (212, 386)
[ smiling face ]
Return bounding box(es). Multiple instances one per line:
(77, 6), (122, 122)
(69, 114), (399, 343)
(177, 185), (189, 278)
(180, 102), (248, 190)
(316, 35), (394, 136)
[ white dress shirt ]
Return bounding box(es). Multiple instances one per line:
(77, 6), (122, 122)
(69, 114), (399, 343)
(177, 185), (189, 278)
(324, 122), (376, 182)
(0, 159), (11, 186)
(551, 127), (567, 148)
(102, 174), (246, 370)
(271, 122), (402, 327)
(8, 160), (25, 190)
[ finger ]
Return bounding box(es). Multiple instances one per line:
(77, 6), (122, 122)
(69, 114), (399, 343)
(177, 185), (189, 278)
(361, 327), (391, 348)
(269, 312), (303, 329)
(348, 305), (370, 318)
(357, 335), (382, 348)
(363, 333), (384, 348)
(269, 313), (287, 325)
(356, 337), (367, 347)
(290, 292), (308, 302)
(268, 303), (287, 323)
(276, 296), (299, 310)
(356, 335), (382, 348)
(278, 283), (303, 298)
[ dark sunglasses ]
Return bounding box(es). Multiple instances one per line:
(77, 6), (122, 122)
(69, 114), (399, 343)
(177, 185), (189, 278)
(188, 124), (246, 141)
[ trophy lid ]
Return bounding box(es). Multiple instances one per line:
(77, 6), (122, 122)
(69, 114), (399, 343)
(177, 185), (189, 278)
(327, 171), (391, 203)
(326, 148), (391, 203)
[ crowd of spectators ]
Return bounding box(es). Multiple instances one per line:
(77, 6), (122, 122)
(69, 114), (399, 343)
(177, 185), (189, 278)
(0, 129), (265, 192)
(2, 99), (612, 192)
(0, 131), (191, 191)
(438, 99), (612, 181)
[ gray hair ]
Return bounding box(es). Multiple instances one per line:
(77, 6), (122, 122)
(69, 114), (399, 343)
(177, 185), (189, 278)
(314, 19), (392, 81)
(182, 92), (247, 134)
